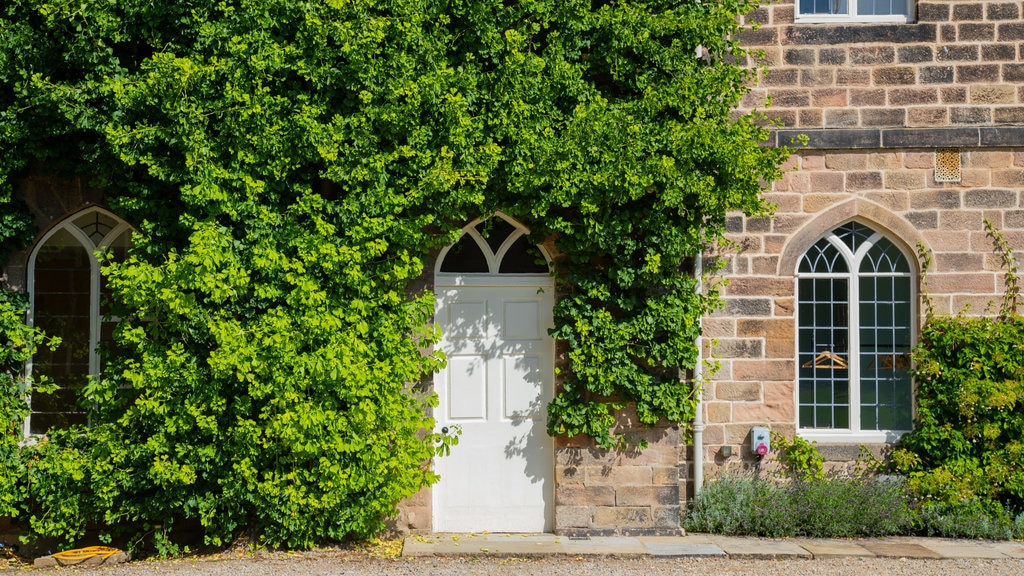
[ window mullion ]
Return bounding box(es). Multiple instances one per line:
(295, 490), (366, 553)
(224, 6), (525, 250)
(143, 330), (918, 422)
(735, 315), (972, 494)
(849, 262), (861, 433)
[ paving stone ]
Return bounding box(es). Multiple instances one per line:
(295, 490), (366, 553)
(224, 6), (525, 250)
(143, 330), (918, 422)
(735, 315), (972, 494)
(860, 540), (942, 559)
(792, 538), (874, 558)
(989, 542), (1024, 559)
(917, 538), (1013, 559)
(561, 536), (646, 555)
(708, 536), (812, 559)
(638, 536), (726, 557)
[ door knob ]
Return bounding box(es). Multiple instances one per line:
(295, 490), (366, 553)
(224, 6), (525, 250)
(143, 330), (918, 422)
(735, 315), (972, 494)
(441, 427), (449, 434)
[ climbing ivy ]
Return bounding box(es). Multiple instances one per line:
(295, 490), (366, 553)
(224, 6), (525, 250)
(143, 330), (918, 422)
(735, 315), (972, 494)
(0, 0), (785, 547)
(893, 221), (1024, 513)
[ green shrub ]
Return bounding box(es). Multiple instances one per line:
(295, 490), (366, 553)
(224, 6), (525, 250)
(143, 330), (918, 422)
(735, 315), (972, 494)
(895, 225), (1024, 513)
(771, 432), (824, 481)
(684, 473), (915, 538)
(0, 291), (58, 519)
(917, 499), (1021, 540)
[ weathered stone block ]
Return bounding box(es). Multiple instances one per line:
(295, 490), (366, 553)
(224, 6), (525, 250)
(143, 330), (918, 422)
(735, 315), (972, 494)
(850, 46), (895, 65)
(991, 170), (1024, 187)
(751, 255), (780, 275)
(556, 506), (595, 529)
(958, 23), (995, 41)
(988, 2), (1021, 20)
(997, 22), (1024, 40)
(907, 211), (939, 229)
(557, 485), (616, 507)
(837, 68), (870, 85)
(957, 64), (1000, 83)
(783, 48), (815, 66)
(585, 466), (652, 486)
(937, 45), (979, 62)
(898, 44), (934, 63)
(941, 86), (968, 103)
(726, 278), (793, 297)
(732, 359), (795, 382)
(910, 189), (962, 209)
(593, 506), (652, 528)
(616, 485), (679, 507)
(951, 107), (992, 124)
(920, 65), (955, 84)
(707, 402), (731, 423)
(716, 381), (762, 402)
(935, 252), (984, 272)
(823, 109), (859, 128)
(798, 109), (823, 127)
(711, 338), (765, 359)
(846, 171), (884, 190)
(850, 88), (886, 107)
(926, 273), (996, 293)
(965, 188), (1017, 207)
(994, 107), (1024, 124)
(890, 88), (939, 106)
(819, 48), (846, 65)
(939, 209), (984, 230)
(953, 3), (983, 20)
(714, 297), (772, 317)
(873, 67), (917, 85)
(652, 466), (680, 486)
(982, 44), (1015, 61)
(884, 171), (927, 190)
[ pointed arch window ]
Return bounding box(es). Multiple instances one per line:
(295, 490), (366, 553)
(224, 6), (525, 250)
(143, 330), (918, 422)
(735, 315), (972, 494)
(797, 221), (913, 441)
(437, 214), (550, 280)
(27, 208), (131, 434)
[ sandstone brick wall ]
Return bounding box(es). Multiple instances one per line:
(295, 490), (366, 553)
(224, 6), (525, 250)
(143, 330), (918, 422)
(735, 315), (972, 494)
(702, 0), (1024, 477)
(739, 0), (1024, 129)
(553, 411), (684, 535)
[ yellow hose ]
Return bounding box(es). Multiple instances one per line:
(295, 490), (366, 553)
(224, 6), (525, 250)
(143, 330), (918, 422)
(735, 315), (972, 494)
(51, 546), (122, 563)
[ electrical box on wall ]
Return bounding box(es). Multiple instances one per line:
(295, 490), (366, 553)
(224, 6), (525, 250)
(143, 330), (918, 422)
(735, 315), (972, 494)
(752, 426), (770, 457)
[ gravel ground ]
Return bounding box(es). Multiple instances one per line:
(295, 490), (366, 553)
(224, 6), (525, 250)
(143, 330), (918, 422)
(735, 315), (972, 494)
(8, 550), (1024, 576)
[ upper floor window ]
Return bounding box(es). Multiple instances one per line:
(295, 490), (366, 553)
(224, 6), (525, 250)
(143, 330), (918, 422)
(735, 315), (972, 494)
(797, 0), (915, 23)
(796, 222), (913, 443)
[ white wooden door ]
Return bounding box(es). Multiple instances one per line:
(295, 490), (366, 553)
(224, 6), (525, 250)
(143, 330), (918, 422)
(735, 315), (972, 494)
(432, 283), (555, 532)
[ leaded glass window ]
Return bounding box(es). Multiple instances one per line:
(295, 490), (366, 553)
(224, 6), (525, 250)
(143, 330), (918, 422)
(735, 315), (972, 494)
(28, 207), (132, 434)
(797, 222), (913, 436)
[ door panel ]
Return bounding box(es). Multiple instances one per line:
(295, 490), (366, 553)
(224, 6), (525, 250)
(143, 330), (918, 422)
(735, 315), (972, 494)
(433, 284), (554, 532)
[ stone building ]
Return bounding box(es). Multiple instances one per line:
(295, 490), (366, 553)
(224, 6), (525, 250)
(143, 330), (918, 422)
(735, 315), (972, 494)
(704, 1), (1024, 474)
(7, 0), (1024, 540)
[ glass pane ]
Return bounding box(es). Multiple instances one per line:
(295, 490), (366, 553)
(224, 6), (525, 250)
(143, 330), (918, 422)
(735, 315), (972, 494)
(440, 233), (489, 273)
(475, 218), (517, 254)
(859, 272), (913, 432)
(861, 237), (910, 273)
(834, 405), (849, 429)
(801, 0), (848, 14)
(800, 238), (848, 273)
(73, 211), (119, 246)
(834, 222), (873, 253)
(32, 229), (91, 435)
(857, 0), (908, 15)
(798, 276), (850, 430)
(498, 235), (549, 274)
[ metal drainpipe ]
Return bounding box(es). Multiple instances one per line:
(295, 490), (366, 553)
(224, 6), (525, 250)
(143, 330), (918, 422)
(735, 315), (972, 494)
(692, 250), (705, 497)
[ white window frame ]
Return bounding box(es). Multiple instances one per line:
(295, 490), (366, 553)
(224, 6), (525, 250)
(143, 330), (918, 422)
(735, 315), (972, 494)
(25, 207), (132, 436)
(795, 0), (916, 24)
(795, 223), (915, 444)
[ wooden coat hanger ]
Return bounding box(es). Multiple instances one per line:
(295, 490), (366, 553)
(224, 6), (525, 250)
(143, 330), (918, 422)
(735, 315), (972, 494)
(802, 349), (848, 370)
